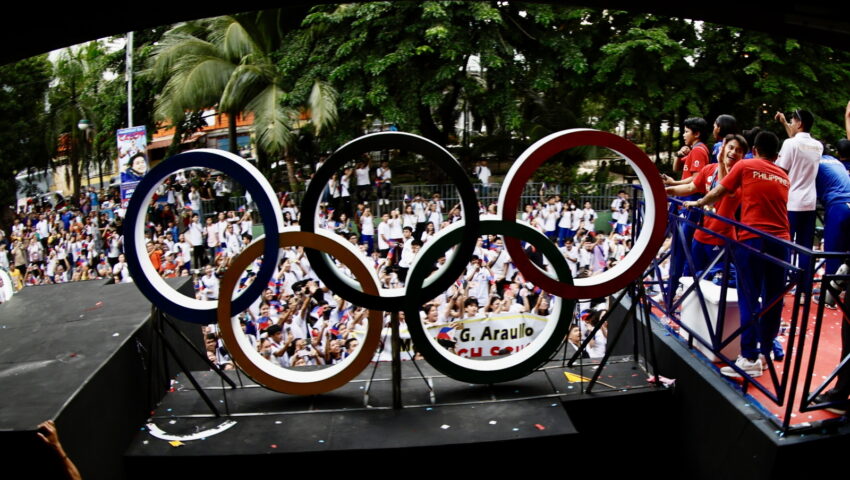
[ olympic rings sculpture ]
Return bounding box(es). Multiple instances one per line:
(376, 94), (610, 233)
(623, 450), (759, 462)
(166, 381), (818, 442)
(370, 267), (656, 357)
(124, 129), (667, 394)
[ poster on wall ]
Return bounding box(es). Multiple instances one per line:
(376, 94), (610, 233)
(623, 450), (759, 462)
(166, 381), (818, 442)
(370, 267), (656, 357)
(117, 126), (148, 208)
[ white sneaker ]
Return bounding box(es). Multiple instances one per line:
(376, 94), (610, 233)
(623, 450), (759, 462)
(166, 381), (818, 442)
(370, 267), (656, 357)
(720, 356), (763, 378)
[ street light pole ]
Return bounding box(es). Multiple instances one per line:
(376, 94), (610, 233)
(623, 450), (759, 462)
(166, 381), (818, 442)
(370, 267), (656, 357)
(126, 31), (134, 127)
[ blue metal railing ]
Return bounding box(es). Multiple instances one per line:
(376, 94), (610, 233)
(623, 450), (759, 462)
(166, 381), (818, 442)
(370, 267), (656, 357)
(634, 187), (850, 433)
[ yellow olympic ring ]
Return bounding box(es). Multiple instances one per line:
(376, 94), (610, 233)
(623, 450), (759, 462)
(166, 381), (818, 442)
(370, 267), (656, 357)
(216, 229), (383, 395)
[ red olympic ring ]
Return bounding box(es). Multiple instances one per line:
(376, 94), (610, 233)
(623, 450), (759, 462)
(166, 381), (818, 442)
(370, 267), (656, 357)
(498, 129), (667, 299)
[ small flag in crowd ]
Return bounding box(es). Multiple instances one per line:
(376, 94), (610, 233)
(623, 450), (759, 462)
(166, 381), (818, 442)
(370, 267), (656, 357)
(437, 327), (454, 340)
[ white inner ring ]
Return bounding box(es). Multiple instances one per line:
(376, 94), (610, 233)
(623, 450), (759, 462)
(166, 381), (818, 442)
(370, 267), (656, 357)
(131, 149), (282, 313)
(498, 129), (657, 289)
(411, 216), (563, 371)
(223, 227), (375, 383)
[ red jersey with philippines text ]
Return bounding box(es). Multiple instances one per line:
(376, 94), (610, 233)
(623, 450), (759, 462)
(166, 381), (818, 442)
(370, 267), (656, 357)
(690, 163), (740, 245)
(719, 158), (790, 241)
(681, 142), (710, 180)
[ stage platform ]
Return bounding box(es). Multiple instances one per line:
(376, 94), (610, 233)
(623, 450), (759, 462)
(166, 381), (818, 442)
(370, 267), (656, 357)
(0, 278), (199, 480)
(125, 354), (668, 476)
(637, 297), (850, 480)
(7, 276), (850, 479)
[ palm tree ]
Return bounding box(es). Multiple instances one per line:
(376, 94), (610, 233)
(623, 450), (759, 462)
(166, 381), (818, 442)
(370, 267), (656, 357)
(148, 11), (338, 191)
(47, 43), (106, 201)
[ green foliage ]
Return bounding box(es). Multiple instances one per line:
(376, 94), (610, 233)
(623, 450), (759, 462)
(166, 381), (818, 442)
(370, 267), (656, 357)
(10, 3), (850, 207)
(148, 9), (339, 191)
(0, 55), (51, 212)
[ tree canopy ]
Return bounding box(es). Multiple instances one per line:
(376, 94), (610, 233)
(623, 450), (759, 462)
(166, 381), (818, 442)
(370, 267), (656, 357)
(0, 54), (51, 211)
(4, 1), (850, 205)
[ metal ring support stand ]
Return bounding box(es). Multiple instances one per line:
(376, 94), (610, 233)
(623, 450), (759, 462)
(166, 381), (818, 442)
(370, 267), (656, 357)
(362, 311), (435, 409)
(564, 280), (663, 393)
(150, 306), (237, 417)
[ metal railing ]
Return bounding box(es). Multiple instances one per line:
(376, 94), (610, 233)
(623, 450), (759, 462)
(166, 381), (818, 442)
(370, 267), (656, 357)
(198, 197), (251, 220)
(635, 189), (850, 434)
(295, 181), (639, 218)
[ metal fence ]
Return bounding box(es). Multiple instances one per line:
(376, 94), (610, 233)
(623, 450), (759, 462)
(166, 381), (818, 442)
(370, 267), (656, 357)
(291, 181), (640, 218)
(636, 192), (850, 434)
(199, 197), (251, 220)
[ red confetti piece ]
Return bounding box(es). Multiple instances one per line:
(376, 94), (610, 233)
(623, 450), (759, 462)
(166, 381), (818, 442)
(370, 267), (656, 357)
(270, 444), (277, 449)
(534, 424), (545, 431)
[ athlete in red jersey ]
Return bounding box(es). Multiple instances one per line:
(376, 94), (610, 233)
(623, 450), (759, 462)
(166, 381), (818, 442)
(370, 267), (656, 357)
(665, 117), (712, 305)
(673, 117), (711, 181)
(685, 132), (790, 379)
(666, 134), (746, 275)
(715, 157), (790, 241)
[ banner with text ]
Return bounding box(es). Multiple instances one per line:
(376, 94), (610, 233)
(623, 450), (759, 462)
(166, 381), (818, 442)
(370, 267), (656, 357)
(352, 314), (550, 361)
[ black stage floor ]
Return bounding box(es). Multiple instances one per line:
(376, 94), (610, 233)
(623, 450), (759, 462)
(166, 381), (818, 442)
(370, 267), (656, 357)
(124, 353), (663, 474)
(0, 278), (197, 480)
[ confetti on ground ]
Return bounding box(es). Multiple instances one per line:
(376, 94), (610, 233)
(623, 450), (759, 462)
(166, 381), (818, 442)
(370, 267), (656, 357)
(275, 421), (282, 425)
(142, 440), (149, 445)
(270, 444), (277, 449)
(168, 420), (176, 425)
(168, 441), (184, 447)
(512, 428), (519, 432)
(534, 424), (546, 431)
(112, 333), (119, 337)
(441, 424), (450, 430)
(489, 420), (497, 425)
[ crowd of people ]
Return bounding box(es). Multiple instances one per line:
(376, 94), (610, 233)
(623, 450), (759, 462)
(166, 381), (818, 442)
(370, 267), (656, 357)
(204, 179), (624, 369)
(0, 169), (253, 293)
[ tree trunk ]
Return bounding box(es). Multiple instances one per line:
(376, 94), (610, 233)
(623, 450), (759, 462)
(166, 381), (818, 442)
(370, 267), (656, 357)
(227, 110), (239, 155)
(285, 154), (298, 193)
(666, 113), (675, 168)
(417, 104), (445, 147)
(166, 116), (187, 159)
(651, 118), (662, 163)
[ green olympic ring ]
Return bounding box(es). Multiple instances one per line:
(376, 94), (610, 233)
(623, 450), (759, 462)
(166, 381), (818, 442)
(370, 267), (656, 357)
(403, 216), (576, 384)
